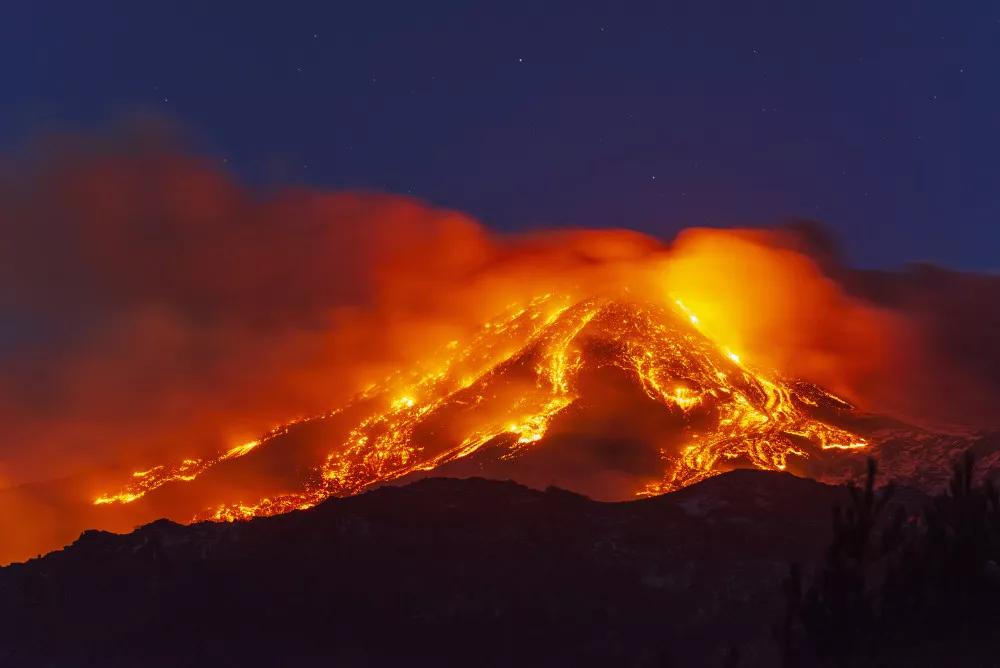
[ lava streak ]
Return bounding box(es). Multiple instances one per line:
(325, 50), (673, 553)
(94, 294), (866, 520)
(92, 420), (312, 505)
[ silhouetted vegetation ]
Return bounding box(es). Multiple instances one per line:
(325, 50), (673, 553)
(781, 452), (1000, 666)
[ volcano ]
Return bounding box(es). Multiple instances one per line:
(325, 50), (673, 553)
(6, 294), (1000, 664)
(91, 295), (875, 524)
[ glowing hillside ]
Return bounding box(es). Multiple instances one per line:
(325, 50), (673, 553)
(94, 295), (866, 520)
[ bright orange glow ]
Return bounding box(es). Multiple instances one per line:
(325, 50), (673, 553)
(94, 293), (867, 520)
(94, 433), (273, 505)
(8, 133), (991, 569)
(660, 228), (898, 407)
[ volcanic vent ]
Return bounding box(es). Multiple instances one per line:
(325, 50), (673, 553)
(94, 295), (867, 520)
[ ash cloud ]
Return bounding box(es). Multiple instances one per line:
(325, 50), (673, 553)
(1, 124), (999, 495)
(0, 126), (476, 485)
(0, 125), (662, 488)
(668, 223), (1000, 430)
(842, 262), (1000, 428)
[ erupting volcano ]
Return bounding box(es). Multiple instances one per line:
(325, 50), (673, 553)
(92, 294), (868, 523)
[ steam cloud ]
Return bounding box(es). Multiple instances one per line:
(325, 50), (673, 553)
(1, 125), (998, 561)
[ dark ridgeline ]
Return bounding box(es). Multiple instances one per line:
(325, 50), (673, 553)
(779, 453), (1000, 666)
(3, 457), (1000, 667)
(0, 469), (842, 667)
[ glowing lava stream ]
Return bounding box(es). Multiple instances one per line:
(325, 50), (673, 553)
(94, 294), (867, 521)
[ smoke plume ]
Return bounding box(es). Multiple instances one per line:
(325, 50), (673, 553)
(1, 125), (998, 562)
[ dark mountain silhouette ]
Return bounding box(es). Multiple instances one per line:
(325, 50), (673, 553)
(1, 469), (852, 667)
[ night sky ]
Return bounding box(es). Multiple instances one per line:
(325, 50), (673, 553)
(4, 1), (998, 270)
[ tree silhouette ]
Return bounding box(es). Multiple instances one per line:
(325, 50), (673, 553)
(783, 451), (1000, 666)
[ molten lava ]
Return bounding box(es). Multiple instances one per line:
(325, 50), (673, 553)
(94, 295), (866, 521)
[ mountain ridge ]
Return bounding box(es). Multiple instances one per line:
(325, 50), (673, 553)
(0, 469), (852, 666)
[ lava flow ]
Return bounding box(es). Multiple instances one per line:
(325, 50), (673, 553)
(93, 294), (867, 521)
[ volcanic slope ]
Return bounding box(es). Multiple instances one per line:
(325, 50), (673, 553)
(92, 295), (870, 522)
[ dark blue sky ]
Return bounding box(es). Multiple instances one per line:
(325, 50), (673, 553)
(4, 1), (998, 270)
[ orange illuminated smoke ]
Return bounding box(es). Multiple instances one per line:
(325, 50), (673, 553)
(94, 294), (866, 520)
